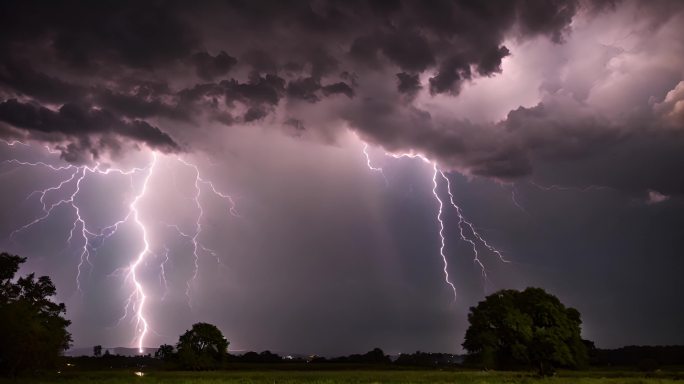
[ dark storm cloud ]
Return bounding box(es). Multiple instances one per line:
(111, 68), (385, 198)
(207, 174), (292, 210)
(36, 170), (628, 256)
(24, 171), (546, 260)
(244, 107), (268, 123)
(191, 51), (238, 81)
(531, 128), (684, 196)
(322, 82), (355, 98)
(396, 73), (422, 98)
(516, 0), (578, 42)
(224, 74), (286, 106)
(0, 60), (84, 104)
(0, 0), (682, 196)
(381, 30), (436, 73)
(428, 55), (475, 95)
(476, 46), (511, 76)
(0, 99), (179, 161)
(342, 97), (533, 179)
(347, 89), (684, 194)
(287, 77), (322, 103)
(95, 89), (185, 120)
(350, 30), (436, 72)
(286, 78), (354, 102)
(0, 1), (197, 68)
(0, 0), (576, 156)
(242, 50), (280, 74)
(0, 0), (197, 159)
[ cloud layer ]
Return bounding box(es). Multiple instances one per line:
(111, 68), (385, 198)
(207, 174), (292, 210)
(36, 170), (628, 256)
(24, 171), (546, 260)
(0, 0), (683, 195)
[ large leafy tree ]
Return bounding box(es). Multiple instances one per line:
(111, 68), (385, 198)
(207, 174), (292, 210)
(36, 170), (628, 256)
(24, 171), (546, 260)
(176, 322), (228, 370)
(463, 287), (587, 376)
(0, 253), (72, 376)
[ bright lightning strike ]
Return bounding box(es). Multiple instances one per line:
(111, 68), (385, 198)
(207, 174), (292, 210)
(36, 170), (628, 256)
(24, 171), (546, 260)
(439, 171), (485, 278)
(362, 142), (388, 186)
(0, 138), (28, 147)
(173, 157), (237, 304)
(4, 149), (157, 350)
(4, 133), (511, 349)
(6, 157), (149, 292)
(178, 157), (239, 217)
(359, 139), (510, 299)
(439, 171), (509, 281)
(431, 164), (459, 300)
(2, 141), (237, 352)
(359, 142), (457, 300)
(127, 153), (157, 352)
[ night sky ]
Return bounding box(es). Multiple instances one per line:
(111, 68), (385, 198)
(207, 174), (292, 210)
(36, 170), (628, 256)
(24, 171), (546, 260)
(0, 0), (683, 355)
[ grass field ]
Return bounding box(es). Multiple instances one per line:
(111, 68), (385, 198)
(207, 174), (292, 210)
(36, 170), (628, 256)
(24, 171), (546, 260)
(4, 370), (683, 384)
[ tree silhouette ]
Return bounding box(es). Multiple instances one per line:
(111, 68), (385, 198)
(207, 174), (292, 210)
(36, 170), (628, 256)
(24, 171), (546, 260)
(176, 322), (228, 370)
(155, 344), (175, 361)
(93, 345), (102, 357)
(0, 252), (72, 376)
(463, 287), (587, 376)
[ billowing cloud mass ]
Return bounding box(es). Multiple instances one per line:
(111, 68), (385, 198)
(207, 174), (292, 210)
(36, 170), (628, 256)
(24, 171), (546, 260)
(1, 0), (684, 354)
(2, 0), (681, 195)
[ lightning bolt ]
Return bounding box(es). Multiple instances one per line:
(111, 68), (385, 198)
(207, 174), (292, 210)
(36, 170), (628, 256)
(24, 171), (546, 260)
(127, 152), (157, 352)
(358, 141), (458, 300)
(362, 142), (388, 186)
(5, 131), (511, 351)
(177, 157), (239, 217)
(359, 139), (511, 299)
(158, 246), (171, 301)
(431, 164), (459, 300)
(6, 157), (149, 292)
(8, 166), (80, 239)
(439, 171), (509, 286)
(70, 168), (93, 290)
(0, 138), (28, 146)
(168, 157), (238, 305)
(1, 142), (204, 352)
(438, 171), (485, 278)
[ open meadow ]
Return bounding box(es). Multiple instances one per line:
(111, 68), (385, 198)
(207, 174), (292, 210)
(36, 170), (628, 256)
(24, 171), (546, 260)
(3, 370), (684, 384)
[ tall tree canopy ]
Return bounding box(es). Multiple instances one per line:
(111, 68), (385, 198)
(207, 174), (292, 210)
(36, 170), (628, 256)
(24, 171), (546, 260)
(0, 252), (72, 376)
(176, 322), (229, 370)
(463, 287), (587, 375)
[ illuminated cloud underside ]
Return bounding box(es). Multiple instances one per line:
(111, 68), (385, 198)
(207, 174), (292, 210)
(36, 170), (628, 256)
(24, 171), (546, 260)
(0, 0), (683, 353)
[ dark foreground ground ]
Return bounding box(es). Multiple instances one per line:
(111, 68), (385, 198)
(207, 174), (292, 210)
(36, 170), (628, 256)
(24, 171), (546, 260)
(3, 369), (684, 384)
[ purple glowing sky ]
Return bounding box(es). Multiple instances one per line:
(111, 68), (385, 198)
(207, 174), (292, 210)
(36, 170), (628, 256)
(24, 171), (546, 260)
(0, 1), (683, 354)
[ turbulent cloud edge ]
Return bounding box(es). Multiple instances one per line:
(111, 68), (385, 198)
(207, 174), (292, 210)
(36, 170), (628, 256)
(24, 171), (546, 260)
(0, 0), (682, 195)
